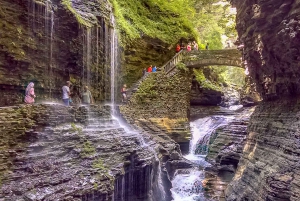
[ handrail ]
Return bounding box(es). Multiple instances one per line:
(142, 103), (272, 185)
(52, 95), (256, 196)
(162, 50), (185, 74)
(162, 48), (241, 75)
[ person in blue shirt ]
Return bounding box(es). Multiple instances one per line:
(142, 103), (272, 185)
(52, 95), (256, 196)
(152, 66), (157, 72)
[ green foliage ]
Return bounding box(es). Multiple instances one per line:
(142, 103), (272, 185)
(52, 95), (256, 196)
(194, 0), (237, 49)
(220, 67), (245, 88)
(176, 62), (189, 72)
(81, 141), (96, 157)
(110, 0), (199, 45)
(193, 65), (245, 91)
(134, 75), (158, 104)
(61, 0), (93, 27)
(92, 158), (108, 173)
(193, 68), (222, 91)
(70, 122), (82, 134)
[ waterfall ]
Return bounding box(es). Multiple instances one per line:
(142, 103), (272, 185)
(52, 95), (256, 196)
(82, 28), (92, 87)
(28, 0), (55, 99)
(110, 15), (118, 107)
(185, 116), (233, 161)
(171, 109), (239, 201)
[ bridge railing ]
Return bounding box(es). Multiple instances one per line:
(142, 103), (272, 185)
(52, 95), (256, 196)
(162, 50), (185, 74)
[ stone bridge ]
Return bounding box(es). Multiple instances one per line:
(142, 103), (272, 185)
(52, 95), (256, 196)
(163, 49), (243, 75)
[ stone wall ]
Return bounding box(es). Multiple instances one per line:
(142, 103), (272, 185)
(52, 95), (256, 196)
(120, 71), (193, 153)
(0, 0), (114, 106)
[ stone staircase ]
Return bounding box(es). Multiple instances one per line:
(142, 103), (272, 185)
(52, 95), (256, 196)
(125, 51), (184, 103)
(125, 72), (150, 102)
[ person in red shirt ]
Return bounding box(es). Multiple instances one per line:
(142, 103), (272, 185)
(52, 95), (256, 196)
(176, 44), (181, 53)
(147, 65), (152, 72)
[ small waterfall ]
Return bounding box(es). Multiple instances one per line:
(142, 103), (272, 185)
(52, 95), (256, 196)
(185, 116), (233, 161)
(28, 0), (55, 99)
(82, 28), (92, 87)
(110, 15), (118, 108)
(171, 113), (236, 200)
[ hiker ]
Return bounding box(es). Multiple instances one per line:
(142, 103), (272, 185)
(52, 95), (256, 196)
(186, 43), (192, 52)
(62, 81), (71, 106)
(82, 86), (94, 105)
(143, 68), (146, 76)
(180, 43), (185, 50)
(176, 44), (181, 53)
(24, 82), (36, 104)
(152, 66), (157, 72)
(121, 84), (127, 103)
(205, 43), (209, 50)
(147, 65), (152, 73)
(193, 41), (198, 50)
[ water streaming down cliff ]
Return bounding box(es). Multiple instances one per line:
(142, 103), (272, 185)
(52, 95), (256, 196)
(171, 108), (241, 201)
(28, 0), (55, 98)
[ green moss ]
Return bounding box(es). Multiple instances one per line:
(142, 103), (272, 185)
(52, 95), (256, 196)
(92, 158), (108, 172)
(70, 122), (82, 134)
(176, 62), (188, 72)
(193, 68), (222, 92)
(134, 74), (158, 104)
(81, 141), (96, 157)
(110, 0), (199, 45)
(61, 0), (93, 28)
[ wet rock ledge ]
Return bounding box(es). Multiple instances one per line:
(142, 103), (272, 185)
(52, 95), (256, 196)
(0, 104), (185, 201)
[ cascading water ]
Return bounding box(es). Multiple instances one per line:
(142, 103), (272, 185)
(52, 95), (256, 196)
(171, 108), (239, 201)
(28, 0), (55, 98)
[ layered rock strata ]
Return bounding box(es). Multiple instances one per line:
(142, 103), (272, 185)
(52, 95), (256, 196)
(120, 71), (192, 153)
(206, 108), (254, 170)
(0, 104), (185, 201)
(226, 0), (300, 200)
(226, 100), (300, 201)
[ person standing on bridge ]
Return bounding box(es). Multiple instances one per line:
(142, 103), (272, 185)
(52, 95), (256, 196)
(187, 43), (192, 52)
(176, 44), (181, 53)
(205, 43), (209, 50)
(192, 41), (198, 51)
(147, 65), (152, 73)
(152, 66), (157, 72)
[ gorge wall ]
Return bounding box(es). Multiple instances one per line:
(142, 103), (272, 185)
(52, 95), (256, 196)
(0, 0), (176, 106)
(226, 0), (300, 200)
(0, 0), (117, 105)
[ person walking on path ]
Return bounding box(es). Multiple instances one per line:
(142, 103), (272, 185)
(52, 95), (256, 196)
(152, 66), (157, 72)
(82, 86), (94, 105)
(24, 82), (36, 104)
(121, 84), (127, 103)
(62, 81), (71, 106)
(147, 65), (152, 73)
(205, 43), (209, 50)
(143, 68), (147, 76)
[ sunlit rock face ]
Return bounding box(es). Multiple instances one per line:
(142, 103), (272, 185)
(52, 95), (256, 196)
(0, 0), (114, 106)
(226, 0), (300, 200)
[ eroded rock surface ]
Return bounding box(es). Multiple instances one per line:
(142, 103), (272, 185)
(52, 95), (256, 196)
(0, 104), (186, 201)
(226, 100), (300, 201)
(225, 0), (300, 200)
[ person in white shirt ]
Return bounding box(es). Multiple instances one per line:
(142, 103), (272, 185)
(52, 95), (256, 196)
(62, 81), (71, 106)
